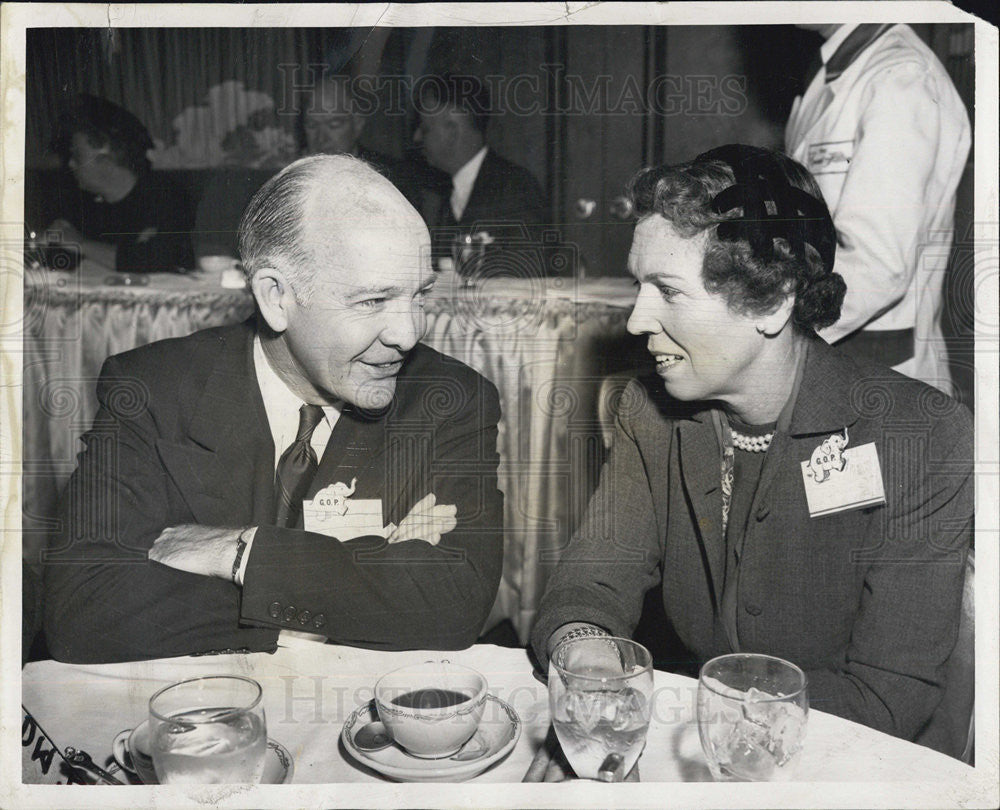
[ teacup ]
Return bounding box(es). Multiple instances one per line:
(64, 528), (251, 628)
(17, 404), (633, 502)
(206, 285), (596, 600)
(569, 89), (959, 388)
(112, 720), (157, 784)
(374, 661), (487, 758)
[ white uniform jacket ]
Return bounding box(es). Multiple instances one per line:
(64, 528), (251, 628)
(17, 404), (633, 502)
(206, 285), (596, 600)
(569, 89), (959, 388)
(786, 24), (970, 392)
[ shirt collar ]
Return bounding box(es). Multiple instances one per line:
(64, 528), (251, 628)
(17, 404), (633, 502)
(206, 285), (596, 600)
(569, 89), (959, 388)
(253, 335), (340, 430)
(820, 24), (858, 66)
(450, 146), (489, 220)
(452, 145), (489, 186)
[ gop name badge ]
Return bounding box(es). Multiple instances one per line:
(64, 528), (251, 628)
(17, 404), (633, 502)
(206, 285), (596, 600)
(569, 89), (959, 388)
(800, 428), (886, 518)
(303, 478), (388, 540)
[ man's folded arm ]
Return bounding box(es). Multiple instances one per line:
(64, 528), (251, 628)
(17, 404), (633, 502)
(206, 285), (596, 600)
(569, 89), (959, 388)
(240, 379), (504, 650)
(42, 357), (278, 663)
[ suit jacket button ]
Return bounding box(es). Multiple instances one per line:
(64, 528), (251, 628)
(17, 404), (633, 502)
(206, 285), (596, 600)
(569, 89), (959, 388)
(298, 610), (312, 625)
(313, 613), (326, 629)
(283, 605), (297, 622)
(268, 601), (282, 619)
(744, 603), (763, 616)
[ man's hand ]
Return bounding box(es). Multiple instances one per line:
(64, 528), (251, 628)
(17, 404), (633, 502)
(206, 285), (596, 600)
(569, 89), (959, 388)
(148, 525), (242, 580)
(386, 493), (457, 545)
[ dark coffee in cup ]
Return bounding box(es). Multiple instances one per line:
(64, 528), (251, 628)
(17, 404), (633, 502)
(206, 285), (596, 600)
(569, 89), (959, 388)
(391, 689), (471, 709)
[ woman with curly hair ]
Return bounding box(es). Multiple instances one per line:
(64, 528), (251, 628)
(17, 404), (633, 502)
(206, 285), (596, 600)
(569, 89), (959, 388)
(528, 145), (973, 776)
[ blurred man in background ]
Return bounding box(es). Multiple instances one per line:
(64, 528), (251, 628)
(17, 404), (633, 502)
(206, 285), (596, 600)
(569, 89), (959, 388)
(413, 74), (549, 273)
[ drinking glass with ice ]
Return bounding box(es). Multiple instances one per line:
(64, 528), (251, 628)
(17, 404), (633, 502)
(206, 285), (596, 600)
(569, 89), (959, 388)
(548, 637), (654, 781)
(148, 675), (267, 784)
(697, 653), (808, 781)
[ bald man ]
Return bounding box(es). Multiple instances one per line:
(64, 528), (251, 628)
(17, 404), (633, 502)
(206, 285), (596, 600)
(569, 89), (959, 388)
(43, 156), (504, 663)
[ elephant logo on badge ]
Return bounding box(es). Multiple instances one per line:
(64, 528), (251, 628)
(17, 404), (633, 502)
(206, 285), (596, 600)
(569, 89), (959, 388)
(807, 430), (849, 483)
(313, 478), (357, 516)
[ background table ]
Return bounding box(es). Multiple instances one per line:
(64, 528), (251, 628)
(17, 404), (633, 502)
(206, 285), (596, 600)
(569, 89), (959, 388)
(21, 263), (644, 639)
(21, 643), (977, 787)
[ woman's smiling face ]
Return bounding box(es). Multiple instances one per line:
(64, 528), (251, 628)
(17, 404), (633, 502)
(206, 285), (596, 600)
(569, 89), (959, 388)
(626, 215), (769, 405)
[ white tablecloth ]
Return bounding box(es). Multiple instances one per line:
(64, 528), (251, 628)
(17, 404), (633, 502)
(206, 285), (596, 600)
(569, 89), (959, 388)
(21, 643), (976, 789)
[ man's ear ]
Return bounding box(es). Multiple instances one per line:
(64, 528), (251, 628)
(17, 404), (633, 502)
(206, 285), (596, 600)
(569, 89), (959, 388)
(251, 266), (294, 333)
(757, 287), (796, 337)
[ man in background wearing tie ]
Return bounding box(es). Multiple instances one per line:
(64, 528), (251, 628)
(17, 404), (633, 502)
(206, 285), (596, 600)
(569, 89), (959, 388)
(413, 74), (548, 273)
(785, 23), (970, 393)
(43, 155), (504, 663)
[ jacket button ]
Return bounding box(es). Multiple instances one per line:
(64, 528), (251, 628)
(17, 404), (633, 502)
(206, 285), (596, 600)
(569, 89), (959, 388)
(297, 610), (312, 626)
(313, 613), (327, 629)
(268, 601), (282, 619)
(283, 605), (297, 622)
(744, 603), (763, 616)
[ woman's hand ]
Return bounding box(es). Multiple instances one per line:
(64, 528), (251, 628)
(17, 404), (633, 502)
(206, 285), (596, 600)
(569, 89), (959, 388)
(523, 726), (640, 782)
(523, 727), (573, 782)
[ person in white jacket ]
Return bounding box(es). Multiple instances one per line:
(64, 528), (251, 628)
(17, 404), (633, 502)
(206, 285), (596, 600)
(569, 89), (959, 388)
(786, 23), (971, 393)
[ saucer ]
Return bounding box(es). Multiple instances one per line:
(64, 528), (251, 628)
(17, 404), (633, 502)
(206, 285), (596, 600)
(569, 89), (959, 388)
(342, 694), (520, 782)
(114, 720), (293, 784)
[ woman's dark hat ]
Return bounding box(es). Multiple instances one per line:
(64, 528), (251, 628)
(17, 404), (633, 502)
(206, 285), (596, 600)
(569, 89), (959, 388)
(696, 144), (836, 274)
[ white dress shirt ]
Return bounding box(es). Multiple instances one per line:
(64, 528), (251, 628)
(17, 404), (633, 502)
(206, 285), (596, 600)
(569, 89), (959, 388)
(236, 337), (342, 584)
(450, 145), (488, 221)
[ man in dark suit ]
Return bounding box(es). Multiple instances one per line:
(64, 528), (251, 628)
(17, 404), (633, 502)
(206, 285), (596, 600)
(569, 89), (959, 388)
(43, 155), (504, 664)
(413, 74), (549, 274)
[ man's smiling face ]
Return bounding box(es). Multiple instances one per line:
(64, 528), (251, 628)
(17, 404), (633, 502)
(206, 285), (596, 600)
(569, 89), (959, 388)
(280, 206), (435, 410)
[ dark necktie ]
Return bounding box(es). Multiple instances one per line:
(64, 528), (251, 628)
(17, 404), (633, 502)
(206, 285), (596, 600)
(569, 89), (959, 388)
(824, 24), (894, 84)
(438, 181), (457, 227)
(274, 404), (325, 529)
(431, 182), (458, 269)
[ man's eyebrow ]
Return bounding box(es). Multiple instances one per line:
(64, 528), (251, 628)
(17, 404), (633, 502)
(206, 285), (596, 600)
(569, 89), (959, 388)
(345, 285), (402, 298)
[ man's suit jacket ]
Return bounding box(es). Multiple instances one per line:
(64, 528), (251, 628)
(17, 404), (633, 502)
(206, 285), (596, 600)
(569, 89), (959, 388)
(532, 338), (973, 742)
(422, 150), (549, 266)
(43, 321), (503, 663)
(455, 150), (547, 234)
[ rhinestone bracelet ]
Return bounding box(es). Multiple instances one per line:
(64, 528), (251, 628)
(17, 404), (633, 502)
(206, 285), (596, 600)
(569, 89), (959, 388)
(553, 624), (621, 661)
(558, 624), (612, 645)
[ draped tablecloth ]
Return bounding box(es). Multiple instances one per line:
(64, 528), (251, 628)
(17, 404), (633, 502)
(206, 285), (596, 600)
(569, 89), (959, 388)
(22, 264), (643, 640)
(20, 643), (977, 793)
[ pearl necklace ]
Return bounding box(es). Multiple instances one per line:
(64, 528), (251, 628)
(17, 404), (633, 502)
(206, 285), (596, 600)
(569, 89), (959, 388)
(729, 428), (773, 453)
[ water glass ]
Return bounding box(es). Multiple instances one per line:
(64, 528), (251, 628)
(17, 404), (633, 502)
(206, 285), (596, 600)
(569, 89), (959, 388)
(697, 653), (808, 781)
(149, 675), (267, 784)
(548, 636), (654, 780)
